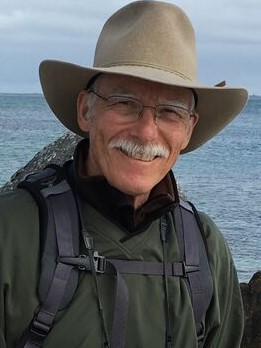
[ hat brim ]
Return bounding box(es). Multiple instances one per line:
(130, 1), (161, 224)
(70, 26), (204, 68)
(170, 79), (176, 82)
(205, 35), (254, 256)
(39, 60), (248, 153)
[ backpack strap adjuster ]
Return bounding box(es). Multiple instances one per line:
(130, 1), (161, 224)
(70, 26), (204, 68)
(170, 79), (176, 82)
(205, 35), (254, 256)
(58, 251), (106, 273)
(26, 316), (52, 346)
(30, 319), (50, 337)
(93, 251), (106, 273)
(182, 262), (200, 278)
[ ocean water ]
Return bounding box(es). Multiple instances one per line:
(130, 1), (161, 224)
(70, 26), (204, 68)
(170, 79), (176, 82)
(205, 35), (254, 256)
(0, 93), (260, 282)
(0, 94), (66, 181)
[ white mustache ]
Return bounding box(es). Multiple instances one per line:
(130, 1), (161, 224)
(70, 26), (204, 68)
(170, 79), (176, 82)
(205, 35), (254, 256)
(109, 139), (169, 162)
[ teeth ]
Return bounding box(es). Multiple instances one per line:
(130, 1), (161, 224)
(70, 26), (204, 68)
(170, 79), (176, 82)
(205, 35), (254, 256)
(122, 149), (155, 162)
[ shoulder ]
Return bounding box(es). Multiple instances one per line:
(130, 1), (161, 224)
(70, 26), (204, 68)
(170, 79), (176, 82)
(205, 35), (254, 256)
(0, 189), (34, 204)
(0, 188), (39, 224)
(0, 187), (37, 208)
(0, 188), (40, 255)
(196, 210), (237, 281)
(197, 210), (231, 255)
(197, 210), (230, 251)
(0, 189), (40, 341)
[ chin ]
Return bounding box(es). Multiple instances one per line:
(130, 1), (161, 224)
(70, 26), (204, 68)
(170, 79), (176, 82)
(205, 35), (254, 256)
(112, 177), (156, 196)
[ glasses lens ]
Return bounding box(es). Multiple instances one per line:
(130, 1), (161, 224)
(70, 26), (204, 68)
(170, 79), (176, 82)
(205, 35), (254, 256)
(107, 96), (141, 117)
(156, 105), (190, 122)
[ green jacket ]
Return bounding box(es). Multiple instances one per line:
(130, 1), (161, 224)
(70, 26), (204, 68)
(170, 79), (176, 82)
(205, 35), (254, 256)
(0, 188), (243, 348)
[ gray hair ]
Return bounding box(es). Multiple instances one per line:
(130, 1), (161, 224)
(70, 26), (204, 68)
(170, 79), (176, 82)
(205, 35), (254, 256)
(109, 138), (170, 161)
(85, 74), (104, 120)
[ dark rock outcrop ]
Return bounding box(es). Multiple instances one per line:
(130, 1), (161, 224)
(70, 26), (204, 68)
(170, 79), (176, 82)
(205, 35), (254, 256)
(0, 132), (260, 347)
(240, 271), (261, 348)
(0, 132), (81, 193)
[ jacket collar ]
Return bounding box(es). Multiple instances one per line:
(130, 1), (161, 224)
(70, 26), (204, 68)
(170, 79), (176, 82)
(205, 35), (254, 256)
(72, 138), (179, 234)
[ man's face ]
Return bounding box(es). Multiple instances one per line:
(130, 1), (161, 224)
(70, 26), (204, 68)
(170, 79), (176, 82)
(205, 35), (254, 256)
(77, 74), (198, 205)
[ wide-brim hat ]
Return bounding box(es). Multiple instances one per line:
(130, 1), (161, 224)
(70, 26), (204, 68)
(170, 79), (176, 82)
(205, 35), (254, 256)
(39, 0), (248, 153)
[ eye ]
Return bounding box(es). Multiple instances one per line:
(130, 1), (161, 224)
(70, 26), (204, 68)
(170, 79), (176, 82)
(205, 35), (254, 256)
(107, 96), (139, 114)
(158, 105), (189, 121)
(108, 96), (128, 105)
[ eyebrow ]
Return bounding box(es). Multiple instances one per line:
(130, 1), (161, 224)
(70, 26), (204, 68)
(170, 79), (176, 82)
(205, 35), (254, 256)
(107, 89), (191, 107)
(107, 87), (135, 96)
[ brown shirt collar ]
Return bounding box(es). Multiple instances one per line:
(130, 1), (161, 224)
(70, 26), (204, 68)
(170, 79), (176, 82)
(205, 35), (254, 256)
(72, 139), (179, 234)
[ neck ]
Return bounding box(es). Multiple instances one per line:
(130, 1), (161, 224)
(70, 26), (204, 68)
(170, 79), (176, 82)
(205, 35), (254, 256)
(127, 192), (150, 209)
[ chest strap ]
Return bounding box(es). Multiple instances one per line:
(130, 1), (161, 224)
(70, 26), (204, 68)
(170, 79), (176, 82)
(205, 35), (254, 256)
(58, 253), (199, 277)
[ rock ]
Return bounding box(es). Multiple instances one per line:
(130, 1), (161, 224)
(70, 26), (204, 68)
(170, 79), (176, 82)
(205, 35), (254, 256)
(0, 131), (81, 193)
(240, 271), (261, 348)
(0, 131), (186, 198)
(0, 132), (260, 347)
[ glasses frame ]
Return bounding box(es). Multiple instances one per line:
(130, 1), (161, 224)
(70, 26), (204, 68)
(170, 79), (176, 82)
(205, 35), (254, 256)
(88, 89), (195, 124)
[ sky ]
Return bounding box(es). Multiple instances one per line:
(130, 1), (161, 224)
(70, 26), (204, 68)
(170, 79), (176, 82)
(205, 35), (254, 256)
(1, 0), (260, 95)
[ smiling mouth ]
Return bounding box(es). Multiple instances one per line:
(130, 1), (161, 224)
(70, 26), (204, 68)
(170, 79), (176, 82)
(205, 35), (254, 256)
(119, 148), (157, 162)
(110, 138), (169, 162)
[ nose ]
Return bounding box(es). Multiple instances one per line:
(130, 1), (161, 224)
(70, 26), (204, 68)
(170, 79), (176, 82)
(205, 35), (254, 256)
(139, 105), (158, 125)
(131, 107), (159, 141)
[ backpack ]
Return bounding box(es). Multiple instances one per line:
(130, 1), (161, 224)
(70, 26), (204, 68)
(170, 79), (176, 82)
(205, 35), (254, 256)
(16, 163), (213, 348)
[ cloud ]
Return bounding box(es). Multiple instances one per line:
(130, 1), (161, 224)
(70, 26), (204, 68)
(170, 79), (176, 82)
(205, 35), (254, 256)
(0, 2), (102, 42)
(2, 0), (260, 45)
(1, 0), (260, 94)
(176, 0), (261, 45)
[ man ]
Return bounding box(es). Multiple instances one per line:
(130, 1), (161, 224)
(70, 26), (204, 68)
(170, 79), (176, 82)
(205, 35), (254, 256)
(0, 1), (248, 347)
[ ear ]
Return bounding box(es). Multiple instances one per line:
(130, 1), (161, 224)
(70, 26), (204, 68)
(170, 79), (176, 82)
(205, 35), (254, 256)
(190, 112), (199, 129)
(77, 90), (91, 132)
(181, 112), (199, 150)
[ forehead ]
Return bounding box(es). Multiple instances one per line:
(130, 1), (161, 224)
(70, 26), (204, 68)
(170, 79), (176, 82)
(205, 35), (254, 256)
(97, 74), (193, 102)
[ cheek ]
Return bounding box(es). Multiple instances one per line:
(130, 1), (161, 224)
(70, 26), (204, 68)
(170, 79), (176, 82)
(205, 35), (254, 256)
(178, 123), (194, 150)
(89, 123), (107, 154)
(167, 130), (189, 154)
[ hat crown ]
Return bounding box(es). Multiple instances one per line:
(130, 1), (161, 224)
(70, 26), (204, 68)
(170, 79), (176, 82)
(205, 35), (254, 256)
(39, 1), (248, 154)
(94, 0), (197, 82)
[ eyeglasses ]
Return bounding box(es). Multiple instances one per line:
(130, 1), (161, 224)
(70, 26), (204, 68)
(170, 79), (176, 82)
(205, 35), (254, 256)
(88, 90), (194, 125)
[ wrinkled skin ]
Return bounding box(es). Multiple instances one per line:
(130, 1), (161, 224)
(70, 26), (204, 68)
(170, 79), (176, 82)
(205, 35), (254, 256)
(77, 74), (198, 208)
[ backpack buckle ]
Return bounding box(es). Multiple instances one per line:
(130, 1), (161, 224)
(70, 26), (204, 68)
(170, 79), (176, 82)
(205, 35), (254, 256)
(58, 252), (106, 273)
(182, 262), (200, 277)
(93, 251), (106, 273)
(29, 317), (51, 343)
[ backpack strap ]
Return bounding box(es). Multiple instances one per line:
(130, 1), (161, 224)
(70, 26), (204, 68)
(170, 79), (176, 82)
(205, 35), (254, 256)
(16, 164), (80, 348)
(16, 166), (213, 348)
(58, 200), (213, 348)
(174, 199), (213, 345)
